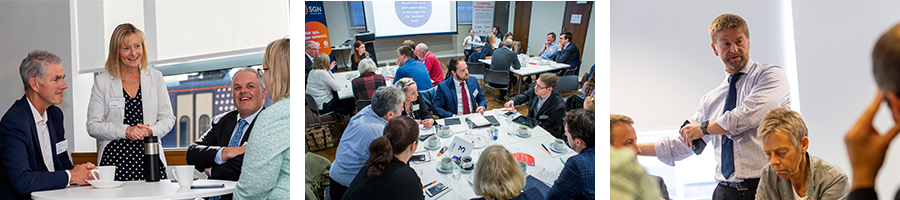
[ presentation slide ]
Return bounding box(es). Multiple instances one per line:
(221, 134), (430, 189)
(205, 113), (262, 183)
(368, 1), (457, 38)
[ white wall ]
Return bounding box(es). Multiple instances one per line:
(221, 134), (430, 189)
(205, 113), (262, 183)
(0, 1), (76, 156)
(792, 1), (900, 199)
(520, 1), (595, 79)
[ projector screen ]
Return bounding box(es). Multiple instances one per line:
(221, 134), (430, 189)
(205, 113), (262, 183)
(365, 1), (458, 38)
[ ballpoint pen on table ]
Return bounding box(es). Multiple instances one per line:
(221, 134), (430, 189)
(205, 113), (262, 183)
(540, 144), (551, 155)
(559, 157), (565, 164)
(422, 180), (437, 189)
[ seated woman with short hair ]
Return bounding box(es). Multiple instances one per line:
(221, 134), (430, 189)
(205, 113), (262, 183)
(394, 78), (434, 128)
(755, 107), (849, 200)
(342, 116), (424, 200)
(472, 145), (545, 200)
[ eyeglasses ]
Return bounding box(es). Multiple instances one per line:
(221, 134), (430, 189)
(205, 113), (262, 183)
(535, 84), (550, 90)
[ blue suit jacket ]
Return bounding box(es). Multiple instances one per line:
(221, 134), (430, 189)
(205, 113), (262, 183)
(433, 77), (487, 118)
(550, 43), (581, 71)
(0, 96), (74, 199)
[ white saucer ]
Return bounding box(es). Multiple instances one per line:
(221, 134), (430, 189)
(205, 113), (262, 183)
(459, 165), (475, 173)
(438, 132), (453, 138)
(550, 145), (567, 153)
(515, 131), (531, 138)
(436, 165), (454, 173)
(88, 180), (123, 189)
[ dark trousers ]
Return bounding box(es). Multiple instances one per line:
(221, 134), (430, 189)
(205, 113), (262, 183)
(322, 91), (355, 115)
(330, 178), (348, 200)
(464, 49), (474, 61)
(713, 183), (757, 200)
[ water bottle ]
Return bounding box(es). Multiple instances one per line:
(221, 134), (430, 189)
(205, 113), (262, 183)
(144, 136), (160, 182)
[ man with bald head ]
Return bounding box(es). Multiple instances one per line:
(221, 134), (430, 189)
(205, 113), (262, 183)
(186, 67), (266, 193)
(415, 43), (443, 86)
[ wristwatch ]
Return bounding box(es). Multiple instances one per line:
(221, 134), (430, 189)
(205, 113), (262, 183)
(701, 121), (710, 135)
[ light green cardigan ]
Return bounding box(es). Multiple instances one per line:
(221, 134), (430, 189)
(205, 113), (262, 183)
(234, 98), (290, 199)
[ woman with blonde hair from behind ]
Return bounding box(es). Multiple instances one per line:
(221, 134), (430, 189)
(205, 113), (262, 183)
(472, 145), (545, 200)
(234, 38), (290, 199)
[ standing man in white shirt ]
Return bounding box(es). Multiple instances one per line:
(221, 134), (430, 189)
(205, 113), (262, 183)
(463, 28), (481, 62)
(635, 13), (791, 199)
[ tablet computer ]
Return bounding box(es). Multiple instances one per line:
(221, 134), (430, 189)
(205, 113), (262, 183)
(443, 118), (462, 126)
(512, 116), (540, 128)
(484, 116), (500, 126)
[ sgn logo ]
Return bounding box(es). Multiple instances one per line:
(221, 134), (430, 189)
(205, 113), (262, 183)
(307, 5), (323, 14)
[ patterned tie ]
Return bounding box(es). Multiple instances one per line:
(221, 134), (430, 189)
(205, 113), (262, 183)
(721, 72), (744, 179)
(229, 119), (248, 147)
(461, 82), (470, 115)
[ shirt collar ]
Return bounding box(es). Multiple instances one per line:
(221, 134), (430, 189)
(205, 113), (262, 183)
(307, 53), (315, 61)
(26, 97), (46, 124)
(453, 77), (466, 87)
(738, 58), (755, 74)
(237, 106), (264, 124)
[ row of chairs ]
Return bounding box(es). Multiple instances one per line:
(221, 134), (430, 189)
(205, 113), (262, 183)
(467, 62), (581, 102)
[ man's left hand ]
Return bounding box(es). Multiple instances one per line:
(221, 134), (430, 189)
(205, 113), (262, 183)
(680, 123), (703, 148)
(475, 106), (485, 114)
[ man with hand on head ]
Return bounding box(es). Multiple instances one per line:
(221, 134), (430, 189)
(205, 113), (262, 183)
(548, 32), (582, 73)
(0, 50), (96, 199)
(504, 73), (567, 139)
(540, 32), (559, 60)
(433, 57), (487, 118)
(635, 14), (791, 199)
(606, 114), (670, 200)
(845, 21), (900, 200)
(185, 67), (266, 199)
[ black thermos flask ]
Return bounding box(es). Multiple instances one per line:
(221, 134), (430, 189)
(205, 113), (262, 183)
(144, 136), (160, 182)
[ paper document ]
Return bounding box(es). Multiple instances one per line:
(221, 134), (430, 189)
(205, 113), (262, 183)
(465, 113), (491, 127)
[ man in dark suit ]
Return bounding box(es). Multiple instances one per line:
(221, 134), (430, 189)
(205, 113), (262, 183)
(549, 32), (582, 74)
(186, 67), (266, 197)
(305, 40), (319, 81)
(490, 39), (522, 100)
(433, 57), (487, 118)
(0, 50), (96, 199)
(504, 73), (567, 138)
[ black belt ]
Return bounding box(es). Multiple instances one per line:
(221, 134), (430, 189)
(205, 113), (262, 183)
(718, 178), (760, 191)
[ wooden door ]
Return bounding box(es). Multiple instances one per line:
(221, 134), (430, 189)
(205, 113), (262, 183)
(560, 1), (593, 58)
(513, 1), (532, 52)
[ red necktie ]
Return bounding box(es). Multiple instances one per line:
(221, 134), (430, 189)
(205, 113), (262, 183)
(461, 82), (470, 114)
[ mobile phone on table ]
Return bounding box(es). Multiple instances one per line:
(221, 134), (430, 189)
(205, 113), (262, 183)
(424, 182), (449, 197)
(410, 154), (426, 162)
(418, 133), (434, 141)
(191, 184), (225, 189)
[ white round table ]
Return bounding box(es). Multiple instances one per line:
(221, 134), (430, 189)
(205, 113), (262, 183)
(31, 180), (236, 200)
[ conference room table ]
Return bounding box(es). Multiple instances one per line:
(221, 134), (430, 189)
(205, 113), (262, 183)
(410, 108), (577, 200)
(479, 56), (570, 94)
(332, 66), (398, 99)
(31, 179), (236, 200)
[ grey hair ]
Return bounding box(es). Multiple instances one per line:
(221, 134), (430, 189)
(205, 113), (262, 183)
(371, 86), (405, 117)
(20, 50), (61, 91)
(358, 58), (377, 74)
(232, 66), (265, 89)
(415, 43), (429, 53)
(306, 40), (319, 49)
(503, 39), (514, 48)
(757, 106), (807, 149)
(393, 77), (417, 95)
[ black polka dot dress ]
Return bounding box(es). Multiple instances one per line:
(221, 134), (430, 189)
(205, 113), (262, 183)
(99, 87), (167, 181)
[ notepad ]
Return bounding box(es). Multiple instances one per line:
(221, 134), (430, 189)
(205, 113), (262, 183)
(465, 113), (491, 127)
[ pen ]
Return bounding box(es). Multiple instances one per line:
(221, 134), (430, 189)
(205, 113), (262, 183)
(422, 180), (437, 189)
(540, 144), (551, 154)
(559, 157), (566, 164)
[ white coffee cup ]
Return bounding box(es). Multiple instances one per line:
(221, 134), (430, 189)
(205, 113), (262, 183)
(439, 157), (454, 172)
(551, 139), (566, 151)
(427, 135), (440, 148)
(90, 166), (116, 182)
(460, 156), (474, 170)
(171, 165), (195, 187)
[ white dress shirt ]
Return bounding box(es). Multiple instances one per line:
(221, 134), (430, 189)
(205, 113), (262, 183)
(653, 59), (791, 182)
(28, 97), (71, 183)
(454, 78), (473, 114)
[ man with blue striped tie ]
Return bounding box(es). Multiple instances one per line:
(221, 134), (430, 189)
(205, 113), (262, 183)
(185, 67), (266, 200)
(636, 13), (791, 200)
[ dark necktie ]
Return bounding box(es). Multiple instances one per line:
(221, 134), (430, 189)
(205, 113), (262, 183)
(721, 72), (744, 179)
(229, 119), (248, 147)
(461, 82), (470, 114)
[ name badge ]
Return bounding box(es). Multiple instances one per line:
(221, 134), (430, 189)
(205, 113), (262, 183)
(472, 89), (479, 97)
(56, 140), (67, 155)
(539, 115), (549, 120)
(412, 104), (420, 111)
(109, 98), (125, 109)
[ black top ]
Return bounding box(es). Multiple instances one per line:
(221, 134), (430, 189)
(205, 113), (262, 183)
(401, 97), (434, 120)
(342, 158), (424, 200)
(509, 87), (567, 139)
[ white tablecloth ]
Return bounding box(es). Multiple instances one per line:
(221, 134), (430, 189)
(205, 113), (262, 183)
(332, 67), (396, 99)
(31, 179), (236, 200)
(479, 56), (569, 76)
(411, 109), (576, 200)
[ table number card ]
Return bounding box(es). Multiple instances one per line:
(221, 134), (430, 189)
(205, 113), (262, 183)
(447, 136), (475, 158)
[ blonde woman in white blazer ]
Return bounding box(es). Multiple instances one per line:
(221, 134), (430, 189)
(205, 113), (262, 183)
(87, 23), (175, 181)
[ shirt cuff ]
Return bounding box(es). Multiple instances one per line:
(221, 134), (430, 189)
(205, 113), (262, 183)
(215, 148), (225, 165)
(65, 170), (72, 185)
